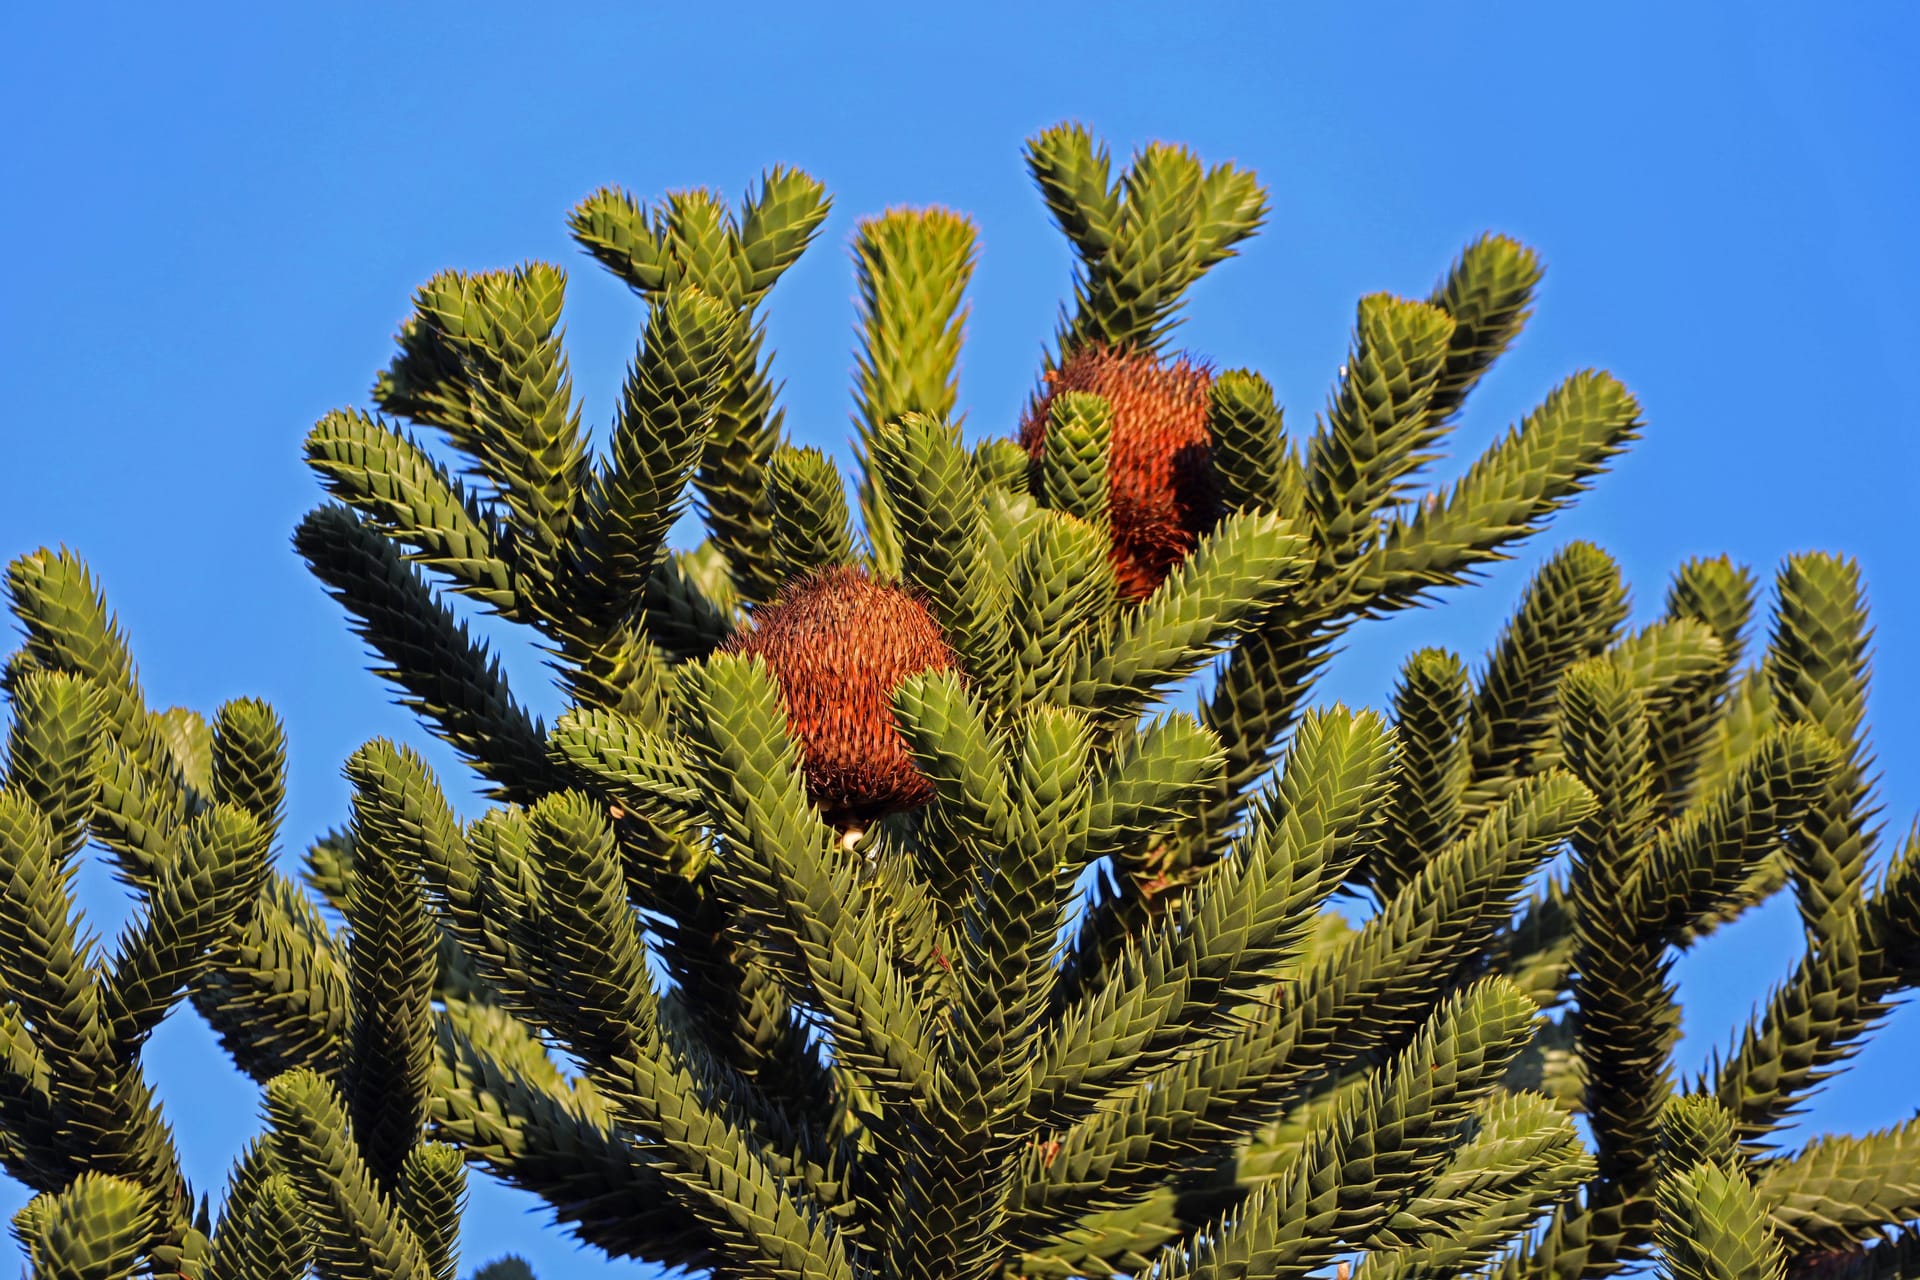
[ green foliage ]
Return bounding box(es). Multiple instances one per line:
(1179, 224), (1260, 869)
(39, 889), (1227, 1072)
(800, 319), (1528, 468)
(19, 1173), (152, 1280)
(9, 123), (1916, 1280)
(1035, 393), (1114, 529)
(0, 562), (515, 1277)
(850, 206), (977, 575)
(1026, 122), (1267, 359)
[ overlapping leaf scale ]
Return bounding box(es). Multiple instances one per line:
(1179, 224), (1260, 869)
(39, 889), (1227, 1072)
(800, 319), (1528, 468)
(4, 671), (104, 860)
(211, 698), (287, 844)
(736, 168), (832, 305)
(1031, 709), (1390, 1125)
(1655, 1161), (1787, 1280)
(191, 873), (350, 1082)
(1068, 143), (1204, 355)
(266, 1069), (433, 1280)
(209, 1141), (312, 1280)
(1179, 710), (1389, 1016)
(1052, 711), (1228, 989)
(518, 793), (656, 1072)
(547, 708), (704, 824)
(1366, 372), (1642, 608)
(850, 207), (975, 578)
(1152, 980), (1542, 1280)
(1602, 620), (1726, 714)
(1013, 773), (1591, 1231)
(1037, 392), (1114, 527)
(374, 265), (590, 610)
(102, 803), (266, 1061)
(1025, 123), (1122, 268)
(1082, 713), (1225, 869)
(1464, 542), (1628, 808)
(1010, 513), (1116, 708)
(1767, 554), (1876, 939)
(873, 414), (1013, 702)
(974, 488), (1042, 594)
(0, 791), (110, 1092)
(1423, 233), (1543, 425)
(293, 505), (554, 804)
(428, 999), (719, 1272)
(1077, 510), (1306, 724)
(576, 184), (822, 607)
(1561, 661), (1672, 1220)
(395, 1143), (465, 1280)
(87, 740), (181, 892)
(1378, 648), (1472, 896)
(1046, 139), (1266, 359)
(304, 408), (518, 615)
(1357, 1166), (1593, 1280)
(339, 749), (440, 1191)
(949, 709), (1093, 1117)
(1654, 556), (1756, 811)
(896, 711), (1091, 1280)
(893, 672), (1012, 908)
(21, 1173), (153, 1280)
(1207, 370), (1297, 518)
(851, 204), (975, 441)
(571, 170), (826, 309)
(974, 436), (1032, 492)
(1621, 726), (1838, 941)
(1191, 162), (1269, 273)
(5, 552), (198, 887)
(1356, 1093), (1592, 1280)
(691, 316), (786, 607)
(1304, 293), (1456, 573)
(425, 810), (552, 1025)
(595, 1043), (854, 1280)
(677, 654), (933, 1102)
(1658, 1094), (1743, 1180)
(767, 446), (856, 581)
(1755, 1118), (1920, 1253)
(577, 288), (733, 618)
(4, 553), (157, 784)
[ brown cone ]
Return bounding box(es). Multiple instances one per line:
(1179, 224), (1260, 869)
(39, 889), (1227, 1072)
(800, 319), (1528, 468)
(1020, 344), (1219, 601)
(720, 565), (959, 825)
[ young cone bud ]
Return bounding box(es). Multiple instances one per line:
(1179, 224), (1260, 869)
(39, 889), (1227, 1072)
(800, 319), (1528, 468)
(721, 565), (960, 825)
(1020, 343), (1218, 601)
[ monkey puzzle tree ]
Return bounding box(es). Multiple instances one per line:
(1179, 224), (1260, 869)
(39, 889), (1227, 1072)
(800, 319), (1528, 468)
(3, 123), (1916, 1280)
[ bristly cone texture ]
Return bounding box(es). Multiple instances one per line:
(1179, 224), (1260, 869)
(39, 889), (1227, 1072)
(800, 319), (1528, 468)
(721, 565), (960, 826)
(1021, 343), (1220, 601)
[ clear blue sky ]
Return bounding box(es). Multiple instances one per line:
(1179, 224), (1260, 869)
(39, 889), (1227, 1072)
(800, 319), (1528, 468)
(3, 4), (1916, 1276)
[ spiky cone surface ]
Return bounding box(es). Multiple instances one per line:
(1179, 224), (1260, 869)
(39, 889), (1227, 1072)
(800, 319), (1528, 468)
(1021, 343), (1219, 601)
(720, 564), (960, 825)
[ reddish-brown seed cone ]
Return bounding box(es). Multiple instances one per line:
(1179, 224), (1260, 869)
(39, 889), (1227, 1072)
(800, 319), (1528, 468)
(720, 565), (960, 826)
(1019, 344), (1220, 602)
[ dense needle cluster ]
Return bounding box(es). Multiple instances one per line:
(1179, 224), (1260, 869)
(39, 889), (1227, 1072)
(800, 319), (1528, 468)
(720, 565), (959, 825)
(1021, 344), (1218, 600)
(2, 122), (1916, 1280)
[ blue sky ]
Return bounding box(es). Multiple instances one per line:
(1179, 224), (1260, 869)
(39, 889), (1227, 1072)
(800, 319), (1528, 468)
(2, 4), (1916, 1276)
